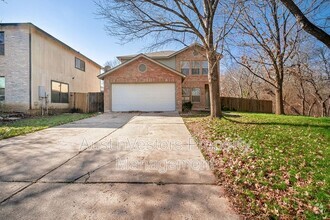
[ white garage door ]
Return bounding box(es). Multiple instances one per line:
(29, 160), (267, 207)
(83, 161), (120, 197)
(112, 83), (176, 111)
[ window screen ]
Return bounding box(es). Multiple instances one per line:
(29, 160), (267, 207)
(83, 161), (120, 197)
(182, 88), (191, 103)
(75, 57), (85, 71)
(202, 61), (208, 75)
(192, 88), (201, 103)
(192, 61), (201, 75)
(0, 32), (4, 55)
(180, 61), (190, 75)
(0, 76), (5, 101)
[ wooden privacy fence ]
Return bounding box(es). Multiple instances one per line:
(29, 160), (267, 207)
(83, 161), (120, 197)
(221, 97), (272, 113)
(70, 92), (104, 113)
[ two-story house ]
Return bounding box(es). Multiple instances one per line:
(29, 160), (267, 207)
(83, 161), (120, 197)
(0, 23), (101, 114)
(98, 43), (218, 112)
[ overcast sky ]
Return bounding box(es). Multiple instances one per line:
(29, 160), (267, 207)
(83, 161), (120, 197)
(0, 0), (182, 66)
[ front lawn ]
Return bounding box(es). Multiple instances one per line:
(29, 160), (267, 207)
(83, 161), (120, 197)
(183, 112), (329, 219)
(0, 113), (94, 140)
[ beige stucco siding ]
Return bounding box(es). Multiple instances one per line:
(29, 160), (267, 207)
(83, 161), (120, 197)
(0, 25), (30, 111)
(30, 28), (101, 110)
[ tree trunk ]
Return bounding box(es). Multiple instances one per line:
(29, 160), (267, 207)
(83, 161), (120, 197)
(208, 52), (222, 118)
(275, 86), (285, 115)
(301, 98), (305, 116)
(308, 100), (316, 116)
(299, 80), (306, 116)
(321, 101), (327, 117)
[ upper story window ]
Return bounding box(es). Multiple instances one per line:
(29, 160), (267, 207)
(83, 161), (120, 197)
(180, 60), (209, 76)
(192, 61), (201, 75)
(180, 61), (190, 75)
(0, 76), (5, 102)
(202, 61), (208, 75)
(75, 57), (85, 71)
(51, 80), (69, 103)
(0, 32), (4, 55)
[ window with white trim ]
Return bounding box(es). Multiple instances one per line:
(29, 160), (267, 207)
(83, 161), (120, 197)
(191, 88), (201, 103)
(180, 61), (190, 75)
(202, 61), (208, 75)
(192, 61), (201, 75)
(182, 88), (191, 103)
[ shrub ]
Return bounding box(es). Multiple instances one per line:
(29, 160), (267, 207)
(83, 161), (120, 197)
(70, 108), (80, 113)
(182, 102), (193, 112)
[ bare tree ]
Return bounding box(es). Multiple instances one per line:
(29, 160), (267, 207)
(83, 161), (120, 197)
(227, 0), (301, 115)
(279, 0), (330, 48)
(292, 65), (309, 115)
(95, 0), (241, 118)
(221, 64), (261, 99)
(286, 38), (311, 116)
(103, 59), (120, 72)
(305, 46), (330, 116)
(318, 46), (330, 80)
(288, 38), (330, 117)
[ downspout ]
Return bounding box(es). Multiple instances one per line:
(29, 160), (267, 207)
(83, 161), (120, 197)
(29, 25), (32, 110)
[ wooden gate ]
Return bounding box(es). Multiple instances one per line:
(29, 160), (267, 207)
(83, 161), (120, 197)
(70, 92), (104, 113)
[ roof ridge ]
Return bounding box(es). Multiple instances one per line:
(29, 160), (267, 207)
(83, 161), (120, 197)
(98, 54), (186, 79)
(116, 43), (207, 59)
(0, 23), (102, 68)
(117, 50), (177, 58)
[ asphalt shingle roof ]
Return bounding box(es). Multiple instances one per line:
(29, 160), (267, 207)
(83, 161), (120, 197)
(117, 50), (176, 59)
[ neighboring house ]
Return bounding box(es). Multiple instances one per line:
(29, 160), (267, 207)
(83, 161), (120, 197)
(0, 23), (101, 114)
(98, 43), (219, 112)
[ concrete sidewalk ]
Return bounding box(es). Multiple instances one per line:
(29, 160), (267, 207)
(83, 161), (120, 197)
(0, 112), (239, 219)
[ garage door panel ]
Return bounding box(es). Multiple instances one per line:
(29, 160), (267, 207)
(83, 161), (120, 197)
(112, 83), (176, 111)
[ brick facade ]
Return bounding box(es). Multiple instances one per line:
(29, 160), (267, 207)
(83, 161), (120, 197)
(175, 46), (210, 110)
(103, 57), (183, 112)
(103, 44), (218, 112)
(0, 25), (30, 111)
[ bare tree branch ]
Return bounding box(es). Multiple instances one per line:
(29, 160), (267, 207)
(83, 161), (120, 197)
(279, 0), (330, 47)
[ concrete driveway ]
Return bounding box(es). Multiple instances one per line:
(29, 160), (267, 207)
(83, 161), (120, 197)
(0, 112), (239, 219)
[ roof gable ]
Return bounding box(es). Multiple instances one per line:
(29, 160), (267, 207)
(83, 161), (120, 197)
(98, 54), (186, 79)
(167, 43), (205, 58)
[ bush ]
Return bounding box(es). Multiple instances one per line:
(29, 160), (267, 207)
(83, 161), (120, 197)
(222, 106), (230, 111)
(182, 102), (193, 112)
(222, 106), (237, 111)
(70, 108), (80, 113)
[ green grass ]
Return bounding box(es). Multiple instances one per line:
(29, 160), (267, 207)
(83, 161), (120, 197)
(0, 113), (94, 140)
(184, 112), (330, 219)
